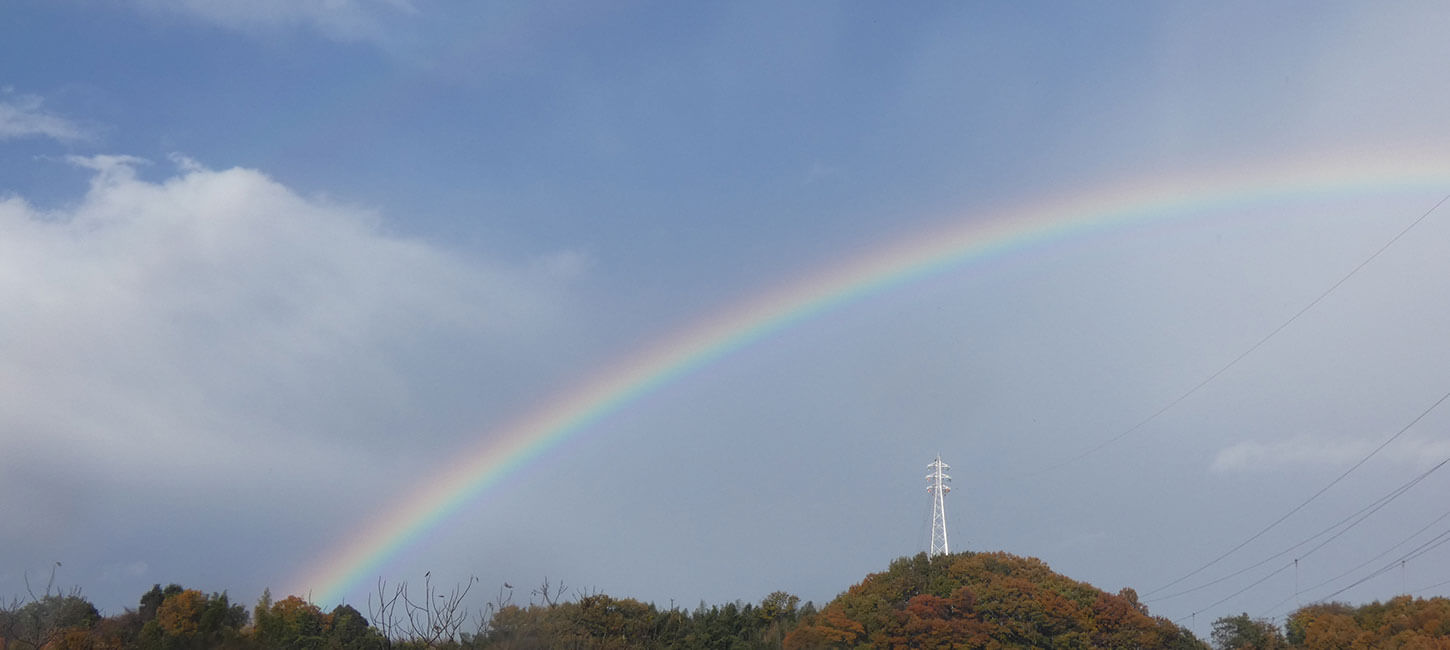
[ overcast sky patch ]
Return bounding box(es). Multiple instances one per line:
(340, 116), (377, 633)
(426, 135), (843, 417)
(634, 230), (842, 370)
(130, 0), (417, 43)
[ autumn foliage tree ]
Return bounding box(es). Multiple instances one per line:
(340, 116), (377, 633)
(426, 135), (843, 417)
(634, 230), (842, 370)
(1284, 596), (1450, 649)
(26, 561), (1450, 649)
(136, 586), (248, 649)
(784, 551), (1205, 649)
(253, 590), (388, 650)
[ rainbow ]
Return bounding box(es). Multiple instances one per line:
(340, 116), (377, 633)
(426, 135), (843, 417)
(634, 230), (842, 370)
(295, 154), (1450, 605)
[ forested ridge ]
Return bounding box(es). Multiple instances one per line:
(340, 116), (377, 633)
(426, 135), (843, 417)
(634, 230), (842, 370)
(5, 551), (1449, 649)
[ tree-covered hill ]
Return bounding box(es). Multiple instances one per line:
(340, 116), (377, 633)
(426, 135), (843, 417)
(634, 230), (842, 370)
(12, 554), (1450, 648)
(784, 551), (1204, 649)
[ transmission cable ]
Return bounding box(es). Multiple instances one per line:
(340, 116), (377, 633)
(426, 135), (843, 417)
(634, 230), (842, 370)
(1177, 560), (1296, 626)
(1314, 529), (1450, 603)
(1411, 576), (1450, 595)
(1292, 458), (1450, 564)
(1276, 504), (1450, 610)
(1182, 520), (1450, 625)
(1149, 455), (1449, 603)
(1026, 192), (1450, 477)
(1259, 480), (1450, 616)
(1144, 387), (1450, 598)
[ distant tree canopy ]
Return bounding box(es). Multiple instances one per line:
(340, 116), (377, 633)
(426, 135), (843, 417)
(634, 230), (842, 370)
(11, 557), (1450, 649)
(252, 590), (388, 650)
(783, 551), (1205, 649)
(476, 590), (808, 649)
(1207, 597), (1450, 649)
(1212, 613), (1289, 650)
(0, 592), (100, 649)
(1285, 596), (1450, 648)
(1, 582), (388, 650)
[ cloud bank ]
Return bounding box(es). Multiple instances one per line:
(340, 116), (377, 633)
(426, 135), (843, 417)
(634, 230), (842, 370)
(0, 155), (573, 507)
(0, 92), (90, 142)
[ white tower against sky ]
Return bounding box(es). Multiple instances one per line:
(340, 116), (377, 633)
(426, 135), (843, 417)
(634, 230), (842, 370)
(926, 455), (951, 557)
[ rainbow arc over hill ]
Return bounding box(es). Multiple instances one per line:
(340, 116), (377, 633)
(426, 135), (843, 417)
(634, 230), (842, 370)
(296, 155), (1450, 605)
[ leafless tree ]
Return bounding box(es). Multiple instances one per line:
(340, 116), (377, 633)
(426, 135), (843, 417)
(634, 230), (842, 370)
(368, 576), (404, 641)
(531, 576), (567, 607)
(1, 563), (93, 650)
(473, 582), (515, 639)
(367, 572), (477, 648)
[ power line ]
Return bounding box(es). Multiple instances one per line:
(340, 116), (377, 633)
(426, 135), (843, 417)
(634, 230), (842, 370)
(1290, 507), (1450, 604)
(1150, 456), (1450, 604)
(1258, 481), (1450, 616)
(1026, 192), (1450, 477)
(1315, 529), (1450, 603)
(1411, 576), (1450, 595)
(1181, 517), (1450, 626)
(1145, 387), (1450, 598)
(1292, 459), (1450, 563)
(1178, 561), (1296, 626)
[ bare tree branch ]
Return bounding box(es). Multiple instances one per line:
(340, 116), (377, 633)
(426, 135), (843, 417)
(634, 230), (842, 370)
(368, 573), (477, 648)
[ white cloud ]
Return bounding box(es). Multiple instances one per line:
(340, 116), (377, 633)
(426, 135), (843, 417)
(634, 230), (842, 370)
(0, 155), (573, 491)
(1210, 434), (1450, 473)
(132, 0), (417, 43)
(0, 92), (90, 142)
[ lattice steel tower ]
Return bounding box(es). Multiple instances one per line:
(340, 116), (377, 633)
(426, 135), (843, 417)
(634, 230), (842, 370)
(926, 455), (952, 557)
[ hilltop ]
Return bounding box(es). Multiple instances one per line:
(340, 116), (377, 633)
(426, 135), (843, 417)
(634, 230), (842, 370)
(784, 551), (1203, 649)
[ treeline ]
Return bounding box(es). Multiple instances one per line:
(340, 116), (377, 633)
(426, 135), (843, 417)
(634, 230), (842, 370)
(6, 552), (1450, 648)
(0, 577), (810, 649)
(0, 583), (386, 650)
(1213, 597), (1450, 649)
(480, 590), (807, 649)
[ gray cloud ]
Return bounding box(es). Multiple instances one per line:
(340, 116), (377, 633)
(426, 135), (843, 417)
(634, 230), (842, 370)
(0, 155), (574, 502)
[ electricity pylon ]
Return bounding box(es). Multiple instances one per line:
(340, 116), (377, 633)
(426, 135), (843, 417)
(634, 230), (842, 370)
(927, 455), (951, 557)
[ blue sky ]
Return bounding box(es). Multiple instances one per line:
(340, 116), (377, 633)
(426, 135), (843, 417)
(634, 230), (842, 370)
(5, 1), (1450, 639)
